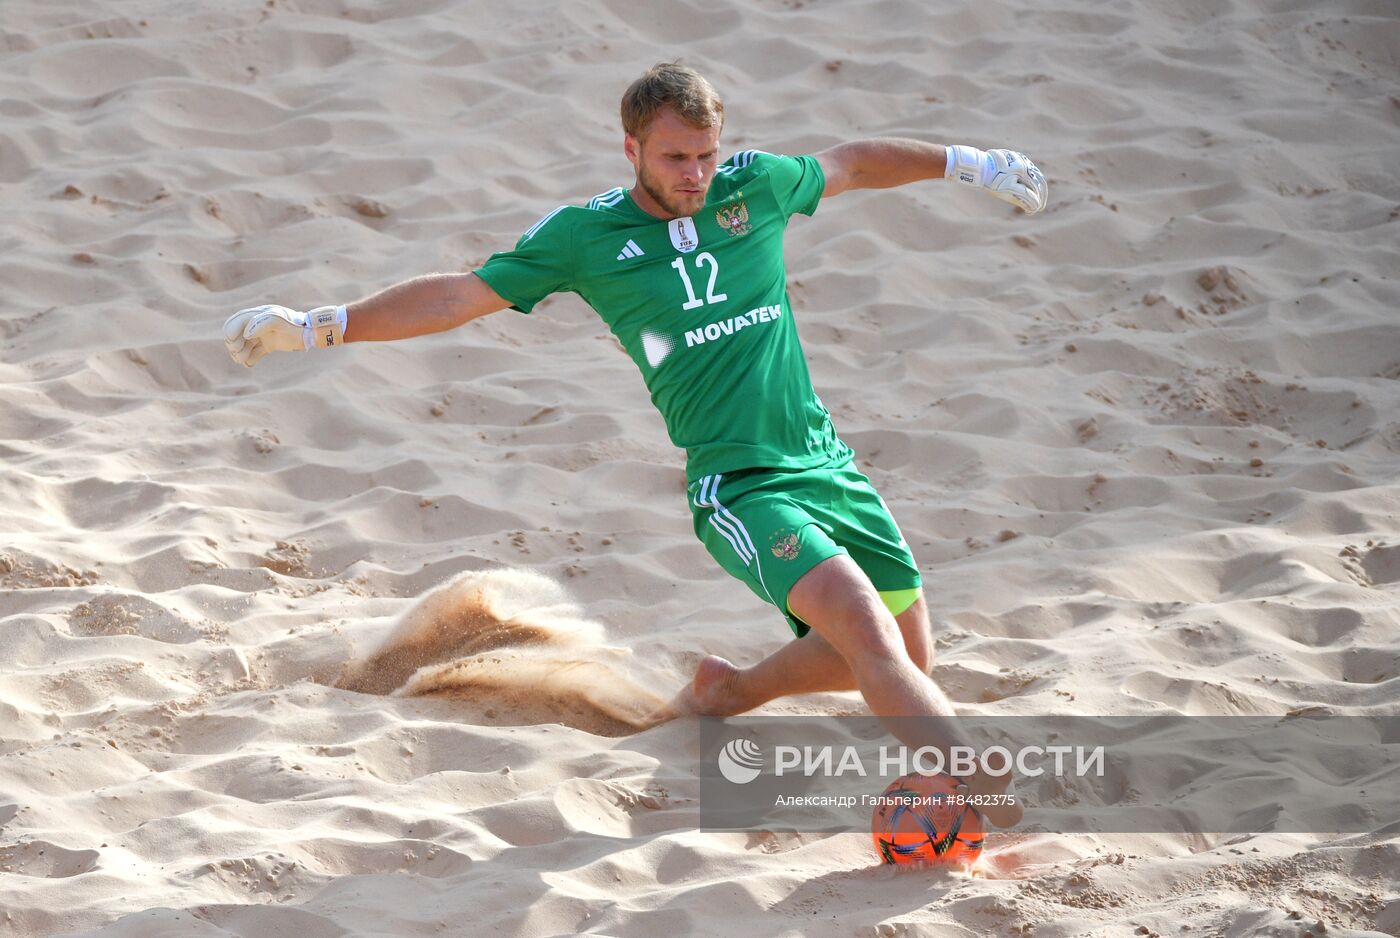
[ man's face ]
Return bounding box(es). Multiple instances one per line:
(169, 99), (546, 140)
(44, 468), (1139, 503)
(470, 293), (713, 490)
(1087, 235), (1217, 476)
(625, 106), (721, 220)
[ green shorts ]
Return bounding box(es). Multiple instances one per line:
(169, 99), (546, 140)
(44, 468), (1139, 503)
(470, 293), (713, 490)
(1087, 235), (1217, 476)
(688, 457), (922, 637)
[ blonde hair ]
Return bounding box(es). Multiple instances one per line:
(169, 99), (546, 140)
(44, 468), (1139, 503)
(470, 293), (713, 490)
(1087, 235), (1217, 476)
(620, 62), (724, 140)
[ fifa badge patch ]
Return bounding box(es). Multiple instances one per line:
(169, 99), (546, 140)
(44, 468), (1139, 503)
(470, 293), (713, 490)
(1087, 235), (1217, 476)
(716, 201), (752, 237)
(669, 216), (699, 253)
(770, 530), (801, 561)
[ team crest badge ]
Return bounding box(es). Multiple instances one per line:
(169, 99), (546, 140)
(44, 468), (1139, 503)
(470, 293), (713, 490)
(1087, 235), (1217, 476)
(770, 530), (801, 561)
(716, 201), (752, 237)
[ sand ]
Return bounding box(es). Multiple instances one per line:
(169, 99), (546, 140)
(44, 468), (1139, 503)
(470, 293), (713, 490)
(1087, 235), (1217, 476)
(2, 0), (1398, 935)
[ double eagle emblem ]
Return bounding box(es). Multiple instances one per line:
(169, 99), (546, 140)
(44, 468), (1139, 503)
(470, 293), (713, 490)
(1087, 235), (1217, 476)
(770, 530), (802, 560)
(715, 201), (752, 237)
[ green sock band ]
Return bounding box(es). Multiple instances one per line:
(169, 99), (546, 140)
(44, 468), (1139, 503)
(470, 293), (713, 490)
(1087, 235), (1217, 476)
(878, 587), (921, 618)
(784, 587), (922, 633)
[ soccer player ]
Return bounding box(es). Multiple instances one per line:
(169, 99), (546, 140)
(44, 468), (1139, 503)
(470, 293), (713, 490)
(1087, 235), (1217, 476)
(223, 63), (1046, 825)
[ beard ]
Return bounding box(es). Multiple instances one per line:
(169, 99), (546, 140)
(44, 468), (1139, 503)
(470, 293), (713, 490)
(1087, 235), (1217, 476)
(637, 162), (707, 219)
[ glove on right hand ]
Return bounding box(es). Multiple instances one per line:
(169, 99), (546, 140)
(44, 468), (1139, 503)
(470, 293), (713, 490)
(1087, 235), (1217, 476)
(223, 304), (345, 367)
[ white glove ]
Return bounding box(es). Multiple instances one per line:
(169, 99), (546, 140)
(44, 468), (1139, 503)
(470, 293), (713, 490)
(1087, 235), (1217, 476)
(945, 145), (1048, 214)
(223, 304), (347, 367)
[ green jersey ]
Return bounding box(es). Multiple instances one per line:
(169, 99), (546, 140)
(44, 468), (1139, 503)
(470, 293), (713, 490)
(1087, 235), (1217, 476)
(474, 150), (852, 483)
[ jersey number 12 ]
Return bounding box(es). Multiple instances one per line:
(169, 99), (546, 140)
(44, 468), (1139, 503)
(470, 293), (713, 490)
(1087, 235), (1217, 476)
(671, 253), (727, 311)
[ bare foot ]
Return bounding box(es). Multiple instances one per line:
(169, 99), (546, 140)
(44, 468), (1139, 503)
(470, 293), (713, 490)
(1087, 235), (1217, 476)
(660, 654), (745, 719)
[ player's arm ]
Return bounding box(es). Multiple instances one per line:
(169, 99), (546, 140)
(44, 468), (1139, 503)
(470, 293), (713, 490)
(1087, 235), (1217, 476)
(222, 272), (511, 368)
(814, 137), (1047, 214)
(344, 273), (510, 342)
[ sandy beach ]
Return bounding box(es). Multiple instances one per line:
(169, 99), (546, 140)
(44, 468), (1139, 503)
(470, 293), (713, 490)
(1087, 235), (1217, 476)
(2, 0), (1398, 934)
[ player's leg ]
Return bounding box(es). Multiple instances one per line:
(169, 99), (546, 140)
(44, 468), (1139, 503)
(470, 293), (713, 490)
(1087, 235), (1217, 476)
(686, 591), (932, 715)
(895, 591), (934, 672)
(787, 554), (950, 722)
(786, 554), (1022, 827)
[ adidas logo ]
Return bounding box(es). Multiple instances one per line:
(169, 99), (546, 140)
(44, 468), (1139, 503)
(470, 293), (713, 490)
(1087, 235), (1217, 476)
(616, 239), (645, 261)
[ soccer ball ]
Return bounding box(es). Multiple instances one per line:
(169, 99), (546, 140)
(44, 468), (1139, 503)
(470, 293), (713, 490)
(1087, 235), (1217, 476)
(870, 772), (984, 867)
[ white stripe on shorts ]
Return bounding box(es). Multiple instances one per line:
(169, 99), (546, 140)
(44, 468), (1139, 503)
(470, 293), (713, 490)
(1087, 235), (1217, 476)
(699, 475), (752, 563)
(698, 473), (778, 607)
